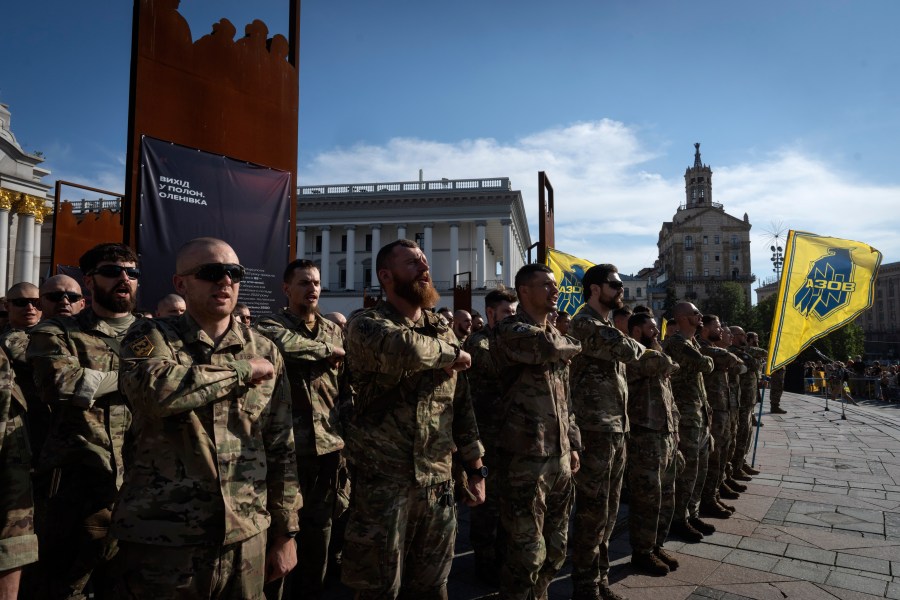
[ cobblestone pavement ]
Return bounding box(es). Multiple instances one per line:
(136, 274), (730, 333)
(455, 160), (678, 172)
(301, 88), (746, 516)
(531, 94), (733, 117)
(316, 391), (900, 599)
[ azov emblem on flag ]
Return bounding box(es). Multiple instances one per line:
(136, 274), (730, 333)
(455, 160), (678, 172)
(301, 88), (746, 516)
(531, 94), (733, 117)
(793, 247), (857, 320)
(557, 264), (587, 316)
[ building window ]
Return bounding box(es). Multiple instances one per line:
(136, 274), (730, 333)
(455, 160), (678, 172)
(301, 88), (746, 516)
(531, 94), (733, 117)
(714, 235), (720, 244)
(365, 234), (373, 252)
(339, 267), (346, 289)
(624, 288), (630, 299)
(415, 233), (425, 248)
(715, 269), (721, 276)
(731, 235), (738, 245)
(363, 267), (372, 286)
(732, 253), (739, 262)
(732, 269), (739, 280)
(715, 254), (720, 262)
(315, 235), (322, 253)
(686, 254), (694, 263)
(636, 287), (642, 298)
(703, 253), (709, 262)
(686, 269), (694, 279)
(341, 235), (347, 252)
(703, 236), (708, 245)
(684, 235), (693, 249)
(704, 269), (709, 277)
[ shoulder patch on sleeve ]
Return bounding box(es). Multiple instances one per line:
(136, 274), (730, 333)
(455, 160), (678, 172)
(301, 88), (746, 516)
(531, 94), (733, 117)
(129, 336), (155, 357)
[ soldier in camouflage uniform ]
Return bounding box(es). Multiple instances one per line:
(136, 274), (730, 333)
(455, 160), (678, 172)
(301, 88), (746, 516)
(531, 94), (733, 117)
(568, 264), (643, 600)
(492, 263), (582, 600)
(661, 302), (715, 543)
(625, 313), (681, 577)
(27, 243), (140, 599)
(697, 319), (744, 518)
(342, 240), (484, 600)
(0, 348), (36, 598)
(112, 238), (300, 598)
(718, 327), (748, 498)
(256, 259), (349, 600)
(739, 333), (765, 476)
(462, 287), (517, 584)
(728, 327), (762, 482)
(38, 275), (86, 320)
(1, 283), (46, 460)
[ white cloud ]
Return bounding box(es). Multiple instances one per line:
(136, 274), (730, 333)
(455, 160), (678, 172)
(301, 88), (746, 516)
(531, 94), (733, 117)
(301, 120), (900, 290)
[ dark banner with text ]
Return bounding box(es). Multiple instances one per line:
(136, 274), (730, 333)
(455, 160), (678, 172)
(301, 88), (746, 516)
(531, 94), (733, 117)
(139, 136), (292, 315)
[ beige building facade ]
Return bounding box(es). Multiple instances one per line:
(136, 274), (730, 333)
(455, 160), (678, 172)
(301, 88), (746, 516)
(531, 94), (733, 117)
(0, 103), (53, 289)
(651, 144), (754, 308)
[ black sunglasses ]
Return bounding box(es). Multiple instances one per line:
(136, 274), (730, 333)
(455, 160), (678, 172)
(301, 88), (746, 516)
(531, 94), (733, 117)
(42, 291), (84, 303)
(180, 263), (245, 283)
(8, 298), (41, 309)
(90, 265), (141, 280)
(604, 281), (624, 290)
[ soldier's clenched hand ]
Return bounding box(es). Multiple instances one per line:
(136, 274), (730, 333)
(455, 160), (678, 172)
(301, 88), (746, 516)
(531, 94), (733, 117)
(248, 358), (275, 384)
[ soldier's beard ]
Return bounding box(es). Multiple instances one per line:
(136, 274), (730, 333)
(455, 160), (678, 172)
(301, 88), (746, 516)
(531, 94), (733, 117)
(93, 284), (136, 314)
(394, 276), (440, 309)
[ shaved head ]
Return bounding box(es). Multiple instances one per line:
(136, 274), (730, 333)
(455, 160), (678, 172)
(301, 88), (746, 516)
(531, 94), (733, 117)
(175, 237), (237, 274)
(6, 282), (39, 299)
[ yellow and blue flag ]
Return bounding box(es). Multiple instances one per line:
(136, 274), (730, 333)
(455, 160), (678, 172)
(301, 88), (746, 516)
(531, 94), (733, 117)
(766, 231), (881, 374)
(545, 248), (595, 316)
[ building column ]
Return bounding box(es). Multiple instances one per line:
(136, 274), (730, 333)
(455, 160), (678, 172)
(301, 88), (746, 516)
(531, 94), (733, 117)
(320, 226), (331, 290)
(296, 226), (306, 259)
(370, 224), (381, 289)
(33, 217), (42, 284)
(501, 218), (512, 287)
(13, 196), (41, 284)
(397, 223), (407, 241)
(448, 222), (459, 282)
(0, 190), (13, 290)
(345, 225), (356, 290)
(475, 220), (486, 288)
(423, 222), (433, 268)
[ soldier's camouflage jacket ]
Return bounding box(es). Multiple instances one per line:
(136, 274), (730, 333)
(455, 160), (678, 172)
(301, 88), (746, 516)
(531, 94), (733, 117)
(697, 338), (744, 412)
(0, 328), (46, 454)
(344, 301), (483, 488)
(27, 311), (135, 486)
(112, 314), (300, 546)
(626, 348), (680, 433)
(491, 308), (582, 456)
(568, 305), (644, 433)
(661, 332), (714, 428)
(256, 310), (346, 457)
(463, 325), (503, 439)
(0, 349), (36, 570)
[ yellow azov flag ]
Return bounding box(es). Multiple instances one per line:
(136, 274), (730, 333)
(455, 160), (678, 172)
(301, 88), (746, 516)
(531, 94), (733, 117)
(545, 248), (595, 316)
(766, 231), (881, 375)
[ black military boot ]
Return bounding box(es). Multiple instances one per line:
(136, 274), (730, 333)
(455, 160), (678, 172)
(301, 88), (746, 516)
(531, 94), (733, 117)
(742, 462), (760, 475)
(725, 477), (748, 492)
(719, 483), (740, 499)
(669, 519), (704, 542)
(689, 517), (716, 535)
(654, 546), (679, 571)
(700, 500), (732, 518)
(599, 583), (627, 600)
(632, 551), (669, 576)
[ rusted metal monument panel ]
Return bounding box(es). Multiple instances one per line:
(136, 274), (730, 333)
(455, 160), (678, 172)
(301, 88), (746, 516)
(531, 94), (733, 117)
(50, 181), (124, 273)
(537, 171), (554, 265)
(123, 0), (300, 254)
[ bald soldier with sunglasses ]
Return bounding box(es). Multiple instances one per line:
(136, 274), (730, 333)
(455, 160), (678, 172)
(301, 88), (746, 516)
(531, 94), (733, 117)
(112, 237), (300, 598)
(27, 242), (141, 599)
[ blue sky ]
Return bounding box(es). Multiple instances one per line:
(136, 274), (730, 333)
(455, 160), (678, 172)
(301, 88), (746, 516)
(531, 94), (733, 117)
(3, 1), (899, 291)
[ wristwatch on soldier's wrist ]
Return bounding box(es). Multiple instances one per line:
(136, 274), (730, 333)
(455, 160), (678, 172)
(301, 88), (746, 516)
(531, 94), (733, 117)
(465, 464), (489, 479)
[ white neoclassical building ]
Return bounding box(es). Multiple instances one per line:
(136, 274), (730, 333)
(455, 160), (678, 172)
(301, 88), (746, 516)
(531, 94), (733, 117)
(0, 103), (53, 290)
(296, 176), (531, 315)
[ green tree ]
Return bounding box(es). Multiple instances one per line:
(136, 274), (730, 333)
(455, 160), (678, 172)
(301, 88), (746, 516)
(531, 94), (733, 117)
(701, 282), (750, 327)
(749, 294), (777, 345)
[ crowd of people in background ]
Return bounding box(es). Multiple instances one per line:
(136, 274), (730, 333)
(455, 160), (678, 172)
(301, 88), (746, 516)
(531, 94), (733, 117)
(0, 238), (787, 600)
(804, 358), (900, 403)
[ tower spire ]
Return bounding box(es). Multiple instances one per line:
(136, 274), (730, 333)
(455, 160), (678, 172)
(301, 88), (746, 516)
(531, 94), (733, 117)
(693, 142), (702, 168)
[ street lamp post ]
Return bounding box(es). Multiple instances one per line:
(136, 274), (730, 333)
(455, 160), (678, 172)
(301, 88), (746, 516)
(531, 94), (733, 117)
(771, 245), (784, 279)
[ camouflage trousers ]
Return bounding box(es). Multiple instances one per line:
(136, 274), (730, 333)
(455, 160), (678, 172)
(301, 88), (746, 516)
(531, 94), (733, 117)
(0, 408), (37, 572)
(469, 433), (502, 564)
(38, 466), (119, 600)
(570, 431), (625, 592)
(674, 424), (710, 522)
(497, 451), (574, 600)
(341, 472), (456, 599)
(770, 369), (785, 408)
(114, 532), (266, 599)
(272, 451), (348, 600)
(731, 406), (753, 475)
(723, 406), (739, 480)
(701, 410), (732, 501)
(626, 429), (677, 554)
